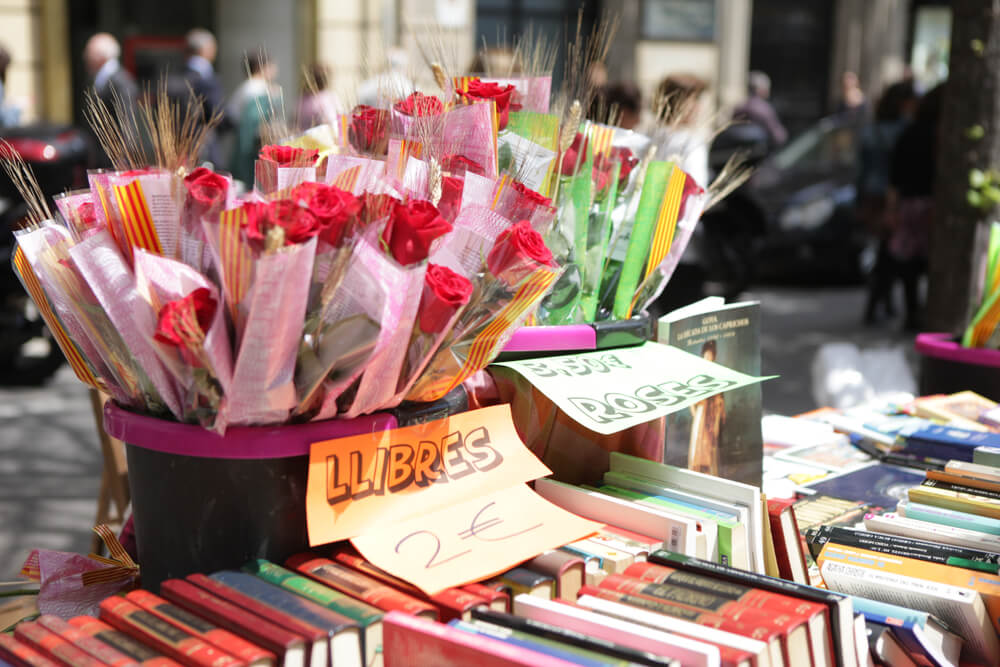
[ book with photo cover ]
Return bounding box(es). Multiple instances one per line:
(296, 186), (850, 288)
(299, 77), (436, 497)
(798, 462), (924, 510)
(658, 297), (762, 487)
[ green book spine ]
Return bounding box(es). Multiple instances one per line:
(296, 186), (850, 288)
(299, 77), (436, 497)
(245, 559), (382, 627)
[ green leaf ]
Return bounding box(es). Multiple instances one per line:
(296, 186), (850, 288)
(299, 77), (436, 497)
(966, 125), (986, 141)
(985, 187), (1000, 204)
(971, 169), (987, 188)
(968, 190), (985, 209)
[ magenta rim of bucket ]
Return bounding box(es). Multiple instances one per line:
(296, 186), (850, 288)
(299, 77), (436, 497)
(102, 400), (399, 459)
(914, 332), (1000, 369)
(503, 324), (597, 352)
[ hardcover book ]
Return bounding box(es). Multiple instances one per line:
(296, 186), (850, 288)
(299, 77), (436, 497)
(36, 614), (142, 667)
(13, 621), (106, 667)
(67, 617), (178, 666)
(798, 463), (923, 510)
(658, 298), (763, 487)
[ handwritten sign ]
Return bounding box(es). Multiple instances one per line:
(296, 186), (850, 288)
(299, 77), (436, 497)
(492, 342), (772, 435)
(306, 404), (552, 545)
(351, 484), (601, 594)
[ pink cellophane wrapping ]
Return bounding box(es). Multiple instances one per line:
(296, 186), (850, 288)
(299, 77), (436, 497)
(254, 159), (319, 195)
(221, 238), (315, 427)
(443, 102), (499, 179)
(87, 170), (128, 256)
(430, 204), (512, 275)
(401, 156), (429, 200)
(69, 231), (182, 418)
(460, 171), (496, 208)
(480, 76), (552, 113)
(25, 549), (136, 619)
(109, 169), (181, 259)
(53, 191), (103, 242)
(391, 302), (466, 405)
(325, 155), (388, 195)
(340, 238), (426, 418)
(180, 174), (235, 275)
(134, 250), (234, 419)
(491, 178), (557, 233)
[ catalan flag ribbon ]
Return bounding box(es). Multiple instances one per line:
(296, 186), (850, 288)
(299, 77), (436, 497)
(112, 178), (163, 261)
(644, 167), (688, 279)
(217, 207), (252, 323)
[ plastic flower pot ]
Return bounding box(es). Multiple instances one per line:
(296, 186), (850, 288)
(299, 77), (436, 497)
(102, 402), (397, 591)
(914, 333), (1000, 399)
(497, 313), (652, 362)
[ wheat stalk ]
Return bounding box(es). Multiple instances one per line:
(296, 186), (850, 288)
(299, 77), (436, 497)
(428, 157), (442, 207)
(0, 140), (52, 226)
(431, 62), (449, 95)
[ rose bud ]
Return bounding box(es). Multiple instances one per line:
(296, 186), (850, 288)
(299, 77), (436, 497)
(349, 104), (389, 154)
(259, 145), (319, 166)
(154, 288), (217, 350)
(436, 176), (464, 223)
(290, 182), (362, 247)
(486, 219), (556, 287)
(560, 132), (589, 176)
(458, 79), (519, 131)
(418, 263), (473, 334)
(269, 199), (321, 244)
(381, 199), (453, 265)
(394, 92), (444, 117)
(183, 167), (229, 218)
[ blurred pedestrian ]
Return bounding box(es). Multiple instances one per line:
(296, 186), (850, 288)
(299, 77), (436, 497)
(859, 80), (918, 324)
(886, 84), (943, 331)
(733, 70), (787, 150)
(84, 33), (138, 113)
(590, 81), (641, 130)
(836, 71), (867, 117)
(229, 48), (278, 185)
(182, 28), (225, 165)
(0, 44), (20, 127)
(357, 48), (413, 107)
(652, 73), (709, 188)
(296, 63), (341, 130)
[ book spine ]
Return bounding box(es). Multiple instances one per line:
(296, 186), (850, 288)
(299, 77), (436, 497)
(927, 469), (1000, 493)
(0, 634), (61, 667)
(14, 622), (107, 667)
(923, 476), (1000, 501)
(126, 590), (275, 665)
(160, 580), (297, 657)
(289, 557), (437, 619)
(813, 524), (1000, 565)
(767, 507), (795, 581)
(908, 485), (1000, 520)
(98, 597), (244, 667)
(903, 438), (974, 463)
(459, 584), (508, 612)
(247, 560), (381, 626)
(36, 616), (139, 667)
(66, 617), (177, 666)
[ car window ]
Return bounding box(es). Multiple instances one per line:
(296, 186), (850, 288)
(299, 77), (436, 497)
(772, 122), (857, 172)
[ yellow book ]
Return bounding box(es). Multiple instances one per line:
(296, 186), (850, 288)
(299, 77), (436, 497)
(908, 480), (1000, 520)
(913, 391), (997, 432)
(761, 494), (781, 578)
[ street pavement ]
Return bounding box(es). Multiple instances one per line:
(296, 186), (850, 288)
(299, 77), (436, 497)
(0, 284), (916, 578)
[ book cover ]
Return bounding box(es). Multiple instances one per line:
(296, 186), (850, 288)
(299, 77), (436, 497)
(851, 598), (962, 667)
(974, 445), (1000, 467)
(285, 554), (437, 620)
(807, 524), (1000, 568)
(865, 510), (1000, 552)
(767, 498), (809, 584)
(658, 299), (763, 487)
(449, 618), (636, 667)
(798, 463), (923, 510)
(490, 567), (554, 600)
(125, 590), (275, 667)
(913, 391), (997, 432)
(380, 611), (578, 667)
(896, 499), (1000, 535)
(864, 623), (917, 667)
(0, 634), (60, 667)
(457, 584), (508, 612)
(926, 468), (1000, 494)
(523, 552), (585, 602)
(97, 597), (242, 667)
(159, 580), (306, 667)
(909, 478), (1000, 519)
(36, 615), (140, 667)
(14, 621), (106, 667)
(67, 617), (178, 667)
(903, 424), (1000, 462)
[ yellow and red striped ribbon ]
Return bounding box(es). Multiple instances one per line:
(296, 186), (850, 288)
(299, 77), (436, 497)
(80, 524), (139, 587)
(396, 140), (423, 179)
(112, 179), (163, 259)
(491, 174), (513, 211)
(588, 124), (615, 160)
(13, 246), (99, 388)
(218, 207), (252, 322)
(644, 167), (688, 279)
(452, 76), (475, 95)
(333, 165), (363, 193)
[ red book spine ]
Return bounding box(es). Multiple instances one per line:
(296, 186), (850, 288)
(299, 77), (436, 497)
(125, 591), (275, 666)
(767, 501), (795, 580)
(14, 622), (106, 667)
(333, 551), (487, 621)
(459, 584), (509, 612)
(66, 617), (179, 667)
(98, 597), (244, 667)
(0, 634), (62, 667)
(184, 575), (325, 645)
(36, 615), (139, 667)
(160, 580), (303, 657)
(286, 554), (438, 619)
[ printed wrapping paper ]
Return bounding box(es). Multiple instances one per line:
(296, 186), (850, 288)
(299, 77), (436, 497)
(108, 168), (181, 261)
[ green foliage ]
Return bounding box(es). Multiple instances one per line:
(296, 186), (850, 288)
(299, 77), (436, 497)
(968, 168), (1000, 211)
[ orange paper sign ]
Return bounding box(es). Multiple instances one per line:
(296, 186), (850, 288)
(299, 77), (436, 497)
(351, 484), (601, 594)
(306, 404), (553, 545)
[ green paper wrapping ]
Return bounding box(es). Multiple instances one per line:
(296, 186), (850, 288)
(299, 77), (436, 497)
(579, 161), (620, 321)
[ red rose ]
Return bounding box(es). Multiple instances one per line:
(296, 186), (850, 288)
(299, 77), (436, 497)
(560, 133), (589, 176)
(290, 182), (362, 247)
(418, 263), (473, 334)
(486, 219), (556, 286)
(436, 176), (464, 222)
(394, 92), (444, 117)
(154, 288), (217, 349)
(259, 145), (319, 166)
(269, 199), (320, 244)
(77, 202), (97, 227)
(610, 146), (638, 188)
(349, 105), (389, 154)
(510, 180), (551, 209)
(183, 167), (229, 216)
(242, 201), (272, 243)
(458, 79), (518, 131)
(381, 199), (453, 265)
(592, 163), (612, 197)
(680, 173), (706, 220)
(440, 154), (486, 176)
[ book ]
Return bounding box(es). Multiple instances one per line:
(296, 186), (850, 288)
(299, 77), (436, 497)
(285, 554), (437, 619)
(864, 510), (1000, 553)
(818, 559), (999, 666)
(599, 525), (663, 553)
(36, 615), (143, 667)
(243, 560), (380, 667)
(486, 568), (554, 600)
(568, 594), (768, 667)
(458, 584), (508, 612)
(926, 467), (1000, 494)
(766, 499), (809, 584)
(850, 597), (961, 667)
(206, 571), (361, 667)
(622, 561), (831, 667)
(772, 438), (872, 473)
(331, 550), (488, 622)
(14, 621), (106, 667)
(522, 552), (586, 601)
(608, 453), (766, 575)
(587, 531), (651, 563)
(67, 617), (179, 667)
(798, 463), (924, 510)
(864, 623), (916, 667)
(577, 585), (785, 667)
(760, 496), (780, 579)
(0, 635), (61, 667)
(380, 611), (579, 667)
(559, 539), (635, 575)
(97, 596), (243, 667)
(805, 524), (1000, 570)
(901, 424), (1000, 463)
(594, 574), (811, 666)
(973, 445), (1000, 467)
(981, 409), (1000, 431)
(658, 297), (764, 488)
(896, 499), (1000, 535)
(160, 579), (307, 667)
(468, 607), (687, 666)
(908, 477), (1000, 519)
(125, 590), (275, 667)
(648, 550), (856, 667)
(943, 459), (1000, 483)
(912, 391), (997, 432)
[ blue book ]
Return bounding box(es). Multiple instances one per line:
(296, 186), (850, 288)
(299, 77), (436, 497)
(448, 619), (616, 666)
(899, 499), (1000, 535)
(902, 425), (1000, 462)
(853, 597), (961, 667)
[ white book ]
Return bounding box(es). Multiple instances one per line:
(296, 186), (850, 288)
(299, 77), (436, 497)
(512, 594), (724, 667)
(575, 594), (778, 667)
(864, 511), (1000, 552)
(534, 478), (700, 557)
(609, 452), (765, 573)
(820, 560), (1000, 666)
(944, 459), (1000, 483)
(852, 614), (874, 667)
